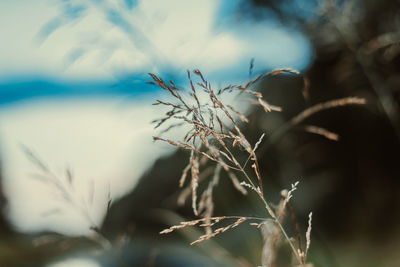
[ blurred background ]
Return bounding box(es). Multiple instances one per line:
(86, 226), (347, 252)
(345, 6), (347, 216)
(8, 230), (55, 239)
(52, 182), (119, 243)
(0, 0), (399, 266)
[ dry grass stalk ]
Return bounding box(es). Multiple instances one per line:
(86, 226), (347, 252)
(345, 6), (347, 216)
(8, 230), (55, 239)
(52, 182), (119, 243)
(305, 212), (313, 260)
(177, 166), (214, 206)
(160, 215), (277, 245)
(150, 69), (273, 214)
(151, 69), (316, 266)
(237, 68), (299, 93)
(303, 125), (340, 141)
(364, 31), (400, 53)
(21, 145), (112, 249)
(150, 68), (366, 266)
(197, 164), (221, 234)
(190, 217), (247, 245)
(190, 152), (200, 215)
(291, 97), (366, 125)
(286, 202), (304, 259)
(285, 97), (365, 144)
(261, 192), (288, 267)
(258, 98), (283, 112)
(261, 220), (279, 267)
(258, 96), (366, 155)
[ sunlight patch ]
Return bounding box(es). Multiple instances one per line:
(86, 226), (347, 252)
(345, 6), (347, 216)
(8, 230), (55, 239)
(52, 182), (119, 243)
(48, 258), (101, 267)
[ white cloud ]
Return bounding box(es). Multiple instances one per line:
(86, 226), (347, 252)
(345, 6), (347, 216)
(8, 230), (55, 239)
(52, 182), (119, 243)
(0, 97), (175, 234)
(0, 0), (312, 81)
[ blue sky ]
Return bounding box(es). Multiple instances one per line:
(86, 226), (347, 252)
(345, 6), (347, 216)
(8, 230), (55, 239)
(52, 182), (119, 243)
(0, 0), (313, 105)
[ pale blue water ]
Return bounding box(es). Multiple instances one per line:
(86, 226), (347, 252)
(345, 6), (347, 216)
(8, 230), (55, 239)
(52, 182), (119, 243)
(0, 76), (155, 106)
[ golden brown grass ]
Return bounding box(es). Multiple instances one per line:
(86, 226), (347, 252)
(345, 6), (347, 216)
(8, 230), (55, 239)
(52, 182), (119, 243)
(150, 68), (366, 266)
